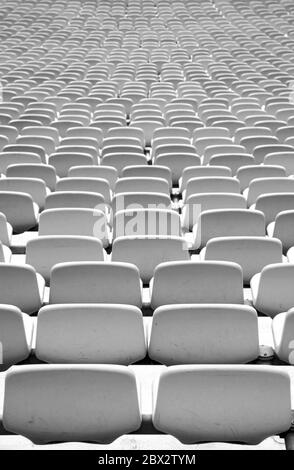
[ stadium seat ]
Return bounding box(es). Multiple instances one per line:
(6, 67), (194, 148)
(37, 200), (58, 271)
(36, 304), (146, 365)
(150, 261), (243, 309)
(0, 305), (33, 371)
(49, 261), (142, 307)
(251, 264), (294, 317)
(153, 366), (291, 445)
(3, 365), (141, 444)
(201, 236), (283, 284)
(149, 304), (260, 364)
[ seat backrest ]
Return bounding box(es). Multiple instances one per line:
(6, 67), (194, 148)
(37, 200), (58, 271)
(112, 192), (171, 214)
(48, 152), (95, 177)
(153, 366), (291, 445)
(149, 304), (259, 365)
(26, 236), (105, 283)
(45, 192), (105, 210)
(0, 151), (41, 173)
(36, 304), (146, 365)
(155, 153), (201, 183)
(247, 178), (294, 206)
(0, 211), (11, 246)
(203, 236), (283, 284)
(182, 193), (247, 230)
(115, 177), (170, 195)
(0, 191), (37, 232)
(6, 164), (57, 191)
(121, 165), (172, 188)
(252, 263), (294, 317)
(68, 165), (118, 190)
(180, 165), (232, 191)
(3, 364), (141, 444)
(112, 236), (189, 283)
(0, 264), (44, 314)
(264, 152), (294, 176)
(272, 210), (294, 252)
(113, 208), (182, 239)
(151, 261), (244, 309)
(255, 193), (294, 224)
(272, 308), (294, 364)
(103, 153), (148, 174)
(0, 305), (32, 370)
(49, 261), (142, 307)
(0, 177), (47, 209)
(236, 165), (286, 191)
(194, 209), (266, 249)
(185, 177), (240, 201)
(56, 177), (111, 204)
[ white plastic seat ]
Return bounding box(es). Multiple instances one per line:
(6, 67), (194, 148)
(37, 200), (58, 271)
(264, 152), (294, 175)
(0, 264), (44, 314)
(68, 166), (118, 191)
(106, 127), (145, 147)
(203, 144), (247, 165)
(234, 126), (272, 144)
(103, 153), (148, 174)
(0, 305), (33, 371)
(112, 192), (171, 215)
(115, 177), (170, 196)
(193, 126), (230, 141)
(149, 304), (259, 364)
(153, 127), (190, 141)
(0, 151), (42, 174)
(2, 144), (46, 164)
(21, 126), (60, 145)
(36, 304), (146, 365)
(0, 192), (38, 233)
(154, 153), (201, 184)
(130, 120), (163, 146)
(202, 236), (283, 285)
(49, 261), (142, 307)
(251, 263), (294, 317)
(121, 165), (172, 189)
(267, 210), (294, 253)
(179, 166), (232, 192)
(0, 210), (12, 247)
(253, 145), (294, 165)
(56, 177), (111, 204)
(245, 178), (294, 206)
(0, 177), (47, 210)
(3, 365), (141, 444)
(48, 153), (96, 178)
(192, 209), (266, 250)
(239, 136), (280, 154)
(182, 193), (247, 231)
(6, 164), (57, 191)
(150, 261), (244, 309)
(112, 236), (189, 283)
(195, 137), (232, 156)
(51, 120), (83, 138)
(45, 191), (105, 211)
(113, 208), (182, 239)
(26, 236), (105, 284)
(237, 165), (287, 191)
(184, 177), (240, 202)
(0, 126), (18, 143)
(152, 366), (291, 445)
(16, 136), (56, 156)
(272, 308), (294, 364)
(209, 153), (255, 175)
(66, 127), (103, 147)
(254, 193), (294, 225)
(39, 208), (109, 248)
